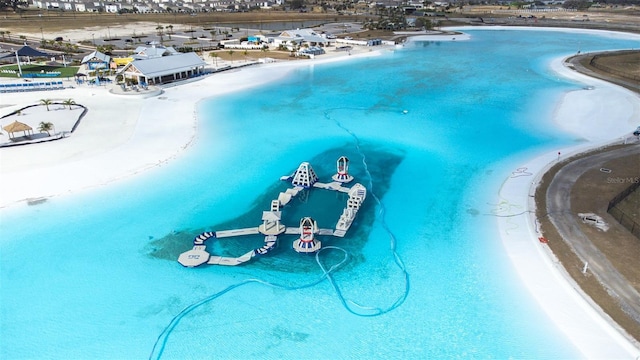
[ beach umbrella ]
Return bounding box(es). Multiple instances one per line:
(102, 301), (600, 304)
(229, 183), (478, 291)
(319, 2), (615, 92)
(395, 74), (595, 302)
(3, 120), (33, 139)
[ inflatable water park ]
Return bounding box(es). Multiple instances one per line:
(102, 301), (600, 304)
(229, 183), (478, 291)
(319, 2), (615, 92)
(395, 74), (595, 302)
(178, 156), (367, 267)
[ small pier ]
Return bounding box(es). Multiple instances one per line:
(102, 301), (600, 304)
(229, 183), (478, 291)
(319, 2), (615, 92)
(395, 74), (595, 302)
(216, 228), (260, 238)
(178, 156), (367, 268)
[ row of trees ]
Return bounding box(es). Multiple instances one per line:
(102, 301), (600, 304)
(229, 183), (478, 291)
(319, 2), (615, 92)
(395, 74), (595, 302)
(0, 0), (26, 12)
(39, 98), (76, 111)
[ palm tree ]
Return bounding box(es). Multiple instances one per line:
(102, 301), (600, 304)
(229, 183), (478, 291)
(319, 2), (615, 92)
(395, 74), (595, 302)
(40, 99), (53, 111)
(38, 121), (54, 136)
(62, 99), (76, 110)
(209, 52), (219, 67)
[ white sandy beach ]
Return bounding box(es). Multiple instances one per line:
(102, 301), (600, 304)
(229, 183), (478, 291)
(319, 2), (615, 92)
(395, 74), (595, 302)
(494, 42), (640, 360)
(0, 46), (391, 207)
(1, 26), (640, 357)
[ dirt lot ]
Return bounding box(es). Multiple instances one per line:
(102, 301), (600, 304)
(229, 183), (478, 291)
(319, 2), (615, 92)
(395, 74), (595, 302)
(534, 48), (640, 346)
(0, 11), (359, 34)
(578, 51), (640, 92)
(536, 147), (640, 342)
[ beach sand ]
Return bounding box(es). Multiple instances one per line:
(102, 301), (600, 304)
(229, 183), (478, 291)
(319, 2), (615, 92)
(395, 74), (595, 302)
(0, 45), (389, 208)
(495, 44), (640, 358)
(1, 26), (639, 357)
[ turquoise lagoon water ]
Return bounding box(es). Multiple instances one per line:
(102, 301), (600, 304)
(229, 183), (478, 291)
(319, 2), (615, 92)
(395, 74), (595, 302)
(2, 29), (639, 359)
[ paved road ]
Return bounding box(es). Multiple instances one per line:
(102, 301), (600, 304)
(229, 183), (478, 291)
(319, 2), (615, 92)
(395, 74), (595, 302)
(546, 144), (640, 323)
(567, 53), (640, 93)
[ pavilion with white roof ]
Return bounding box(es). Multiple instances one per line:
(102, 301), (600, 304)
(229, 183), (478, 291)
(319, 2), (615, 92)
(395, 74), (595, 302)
(274, 28), (331, 49)
(117, 52), (206, 85)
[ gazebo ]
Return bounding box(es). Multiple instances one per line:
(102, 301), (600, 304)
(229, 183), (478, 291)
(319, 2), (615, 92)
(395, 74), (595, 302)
(3, 121), (33, 139)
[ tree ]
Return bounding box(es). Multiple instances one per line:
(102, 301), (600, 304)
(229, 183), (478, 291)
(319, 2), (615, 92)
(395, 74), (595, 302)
(0, 0), (27, 12)
(97, 44), (115, 55)
(62, 98), (76, 110)
(288, 0), (304, 9)
(38, 121), (54, 136)
(40, 99), (53, 111)
(209, 52), (219, 67)
(227, 49), (234, 63)
(562, 0), (592, 10)
(415, 17), (433, 30)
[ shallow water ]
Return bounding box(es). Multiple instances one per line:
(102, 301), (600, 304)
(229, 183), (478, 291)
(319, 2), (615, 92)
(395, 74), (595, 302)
(2, 29), (639, 359)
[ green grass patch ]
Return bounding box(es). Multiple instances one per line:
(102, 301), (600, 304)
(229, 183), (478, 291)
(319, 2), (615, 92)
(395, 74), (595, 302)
(0, 64), (79, 78)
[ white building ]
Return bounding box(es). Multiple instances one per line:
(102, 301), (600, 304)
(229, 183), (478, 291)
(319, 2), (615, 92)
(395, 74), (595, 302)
(273, 28), (331, 49)
(117, 52), (206, 85)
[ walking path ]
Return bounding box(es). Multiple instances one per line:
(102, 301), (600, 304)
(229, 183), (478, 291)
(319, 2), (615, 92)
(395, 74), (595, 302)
(546, 144), (640, 323)
(567, 52), (640, 93)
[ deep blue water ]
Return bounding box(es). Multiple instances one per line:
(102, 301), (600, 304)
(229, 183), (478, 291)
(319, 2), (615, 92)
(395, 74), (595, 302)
(2, 29), (639, 359)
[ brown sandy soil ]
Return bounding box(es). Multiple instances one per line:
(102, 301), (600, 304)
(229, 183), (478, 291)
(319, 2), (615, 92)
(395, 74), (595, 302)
(462, 5), (640, 24)
(536, 128), (640, 343)
(0, 11), (361, 33)
(574, 51), (640, 93)
(550, 54), (640, 344)
(210, 49), (305, 62)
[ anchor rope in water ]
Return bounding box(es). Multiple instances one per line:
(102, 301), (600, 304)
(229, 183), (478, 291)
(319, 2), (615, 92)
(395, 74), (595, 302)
(150, 108), (410, 359)
(323, 108), (410, 315)
(150, 246), (349, 360)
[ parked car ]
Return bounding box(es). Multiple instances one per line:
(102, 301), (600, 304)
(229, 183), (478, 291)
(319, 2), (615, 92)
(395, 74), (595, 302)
(633, 126), (640, 136)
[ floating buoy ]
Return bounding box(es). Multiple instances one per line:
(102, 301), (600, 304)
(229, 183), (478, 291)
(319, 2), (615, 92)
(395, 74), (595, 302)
(538, 237), (548, 243)
(402, 110), (408, 114)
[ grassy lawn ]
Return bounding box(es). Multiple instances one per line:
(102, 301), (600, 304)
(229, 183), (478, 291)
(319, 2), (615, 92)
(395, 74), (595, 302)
(0, 64), (79, 78)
